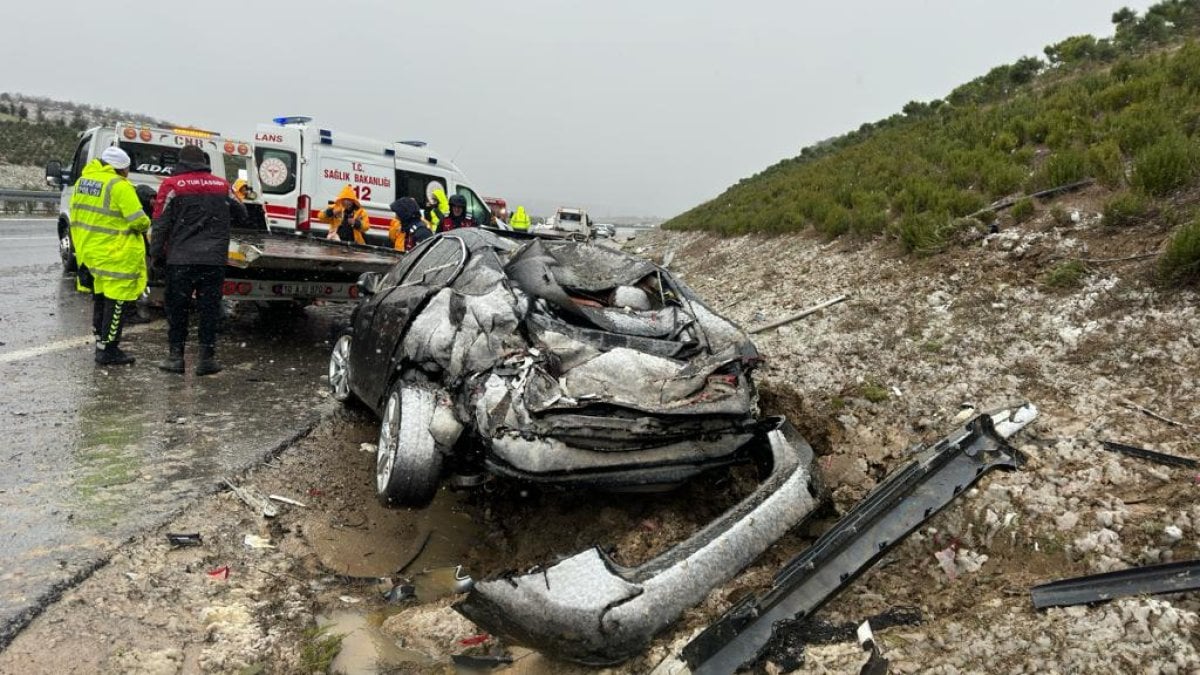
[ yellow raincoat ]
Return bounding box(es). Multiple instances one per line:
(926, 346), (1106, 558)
(68, 160), (151, 301)
(318, 184), (371, 244)
(428, 187), (449, 231)
(510, 205), (530, 231)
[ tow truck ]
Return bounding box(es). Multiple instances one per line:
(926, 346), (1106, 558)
(45, 123), (402, 309)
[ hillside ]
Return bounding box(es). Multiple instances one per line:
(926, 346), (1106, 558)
(664, 0), (1200, 284)
(0, 93), (170, 172)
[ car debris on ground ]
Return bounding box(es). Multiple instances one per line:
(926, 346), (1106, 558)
(456, 420), (822, 665)
(165, 533), (203, 548)
(223, 479), (278, 518)
(1030, 558), (1200, 609)
(679, 405), (1037, 673)
(1099, 439), (1200, 469)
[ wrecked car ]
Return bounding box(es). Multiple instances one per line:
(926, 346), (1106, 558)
(327, 228), (824, 662)
(329, 228), (791, 504)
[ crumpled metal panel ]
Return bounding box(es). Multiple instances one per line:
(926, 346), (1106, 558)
(536, 239), (659, 291)
(455, 422), (821, 666)
(559, 347), (752, 415)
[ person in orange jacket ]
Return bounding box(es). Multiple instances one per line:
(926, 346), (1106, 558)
(318, 184), (371, 244)
(388, 197), (432, 252)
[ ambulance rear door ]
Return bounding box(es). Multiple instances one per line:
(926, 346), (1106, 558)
(253, 123), (304, 232)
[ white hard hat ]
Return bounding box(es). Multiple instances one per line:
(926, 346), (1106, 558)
(101, 146), (131, 170)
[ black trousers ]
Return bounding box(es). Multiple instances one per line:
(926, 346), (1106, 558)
(91, 293), (129, 347)
(165, 264), (225, 347)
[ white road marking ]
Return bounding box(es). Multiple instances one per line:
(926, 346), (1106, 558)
(0, 324), (155, 364)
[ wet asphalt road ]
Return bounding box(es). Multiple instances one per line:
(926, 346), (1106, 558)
(0, 218), (349, 647)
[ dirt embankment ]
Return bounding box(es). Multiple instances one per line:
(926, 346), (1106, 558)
(2, 189), (1199, 674)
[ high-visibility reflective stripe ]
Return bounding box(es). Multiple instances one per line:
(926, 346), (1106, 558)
(104, 300), (126, 343)
(125, 209), (147, 223)
(72, 221), (126, 236)
(89, 267), (140, 280)
(103, 176), (123, 211)
(73, 203), (124, 219)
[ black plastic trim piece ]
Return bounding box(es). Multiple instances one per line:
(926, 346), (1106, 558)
(683, 414), (1025, 674)
(1030, 559), (1200, 609)
(1099, 440), (1199, 469)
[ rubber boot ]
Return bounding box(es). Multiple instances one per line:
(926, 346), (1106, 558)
(157, 343), (185, 374)
(96, 343), (136, 366)
(195, 345), (223, 376)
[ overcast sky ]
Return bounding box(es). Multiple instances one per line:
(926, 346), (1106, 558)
(3, 0), (1153, 218)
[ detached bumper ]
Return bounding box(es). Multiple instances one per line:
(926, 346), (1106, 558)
(454, 421), (822, 665)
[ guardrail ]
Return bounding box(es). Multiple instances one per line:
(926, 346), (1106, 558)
(0, 188), (59, 216)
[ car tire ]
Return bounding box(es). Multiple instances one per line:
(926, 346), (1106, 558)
(328, 332), (356, 404)
(375, 382), (443, 507)
(59, 221), (77, 274)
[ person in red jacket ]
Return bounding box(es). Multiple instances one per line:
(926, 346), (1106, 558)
(150, 144), (248, 376)
(438, 193), (477, 231)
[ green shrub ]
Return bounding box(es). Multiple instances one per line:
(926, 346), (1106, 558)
(859, 383), (890, 403)
(1050, 205), (1073, 226)
(1087, 140), (1126, 188)
(1044, 260), (1088, 288)
(1159, 217), (1200, 285)
(1131, 134), (1199, 196)
(1102, 191), (1151, 226)
(1113, 104), (1178, 154)
(894, 212), (952, 254)
(852, 209), (890, 236)
(1028, 149), (1090, 191)
(1011, 197), (1036, 222)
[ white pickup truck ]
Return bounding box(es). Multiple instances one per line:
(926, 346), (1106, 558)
(533, 206), (593, 240)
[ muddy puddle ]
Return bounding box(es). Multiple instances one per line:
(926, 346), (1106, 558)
(320, 610), (433, 674)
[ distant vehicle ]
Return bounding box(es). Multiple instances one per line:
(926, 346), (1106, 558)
(45, 122), (263, 273)
(484, 197), (508, 222)
(252, 116), (494, 243)
(533, 206), (592, 240)
(593, 223), (616, 238)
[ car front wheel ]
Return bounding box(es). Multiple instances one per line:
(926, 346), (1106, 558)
(376, 382), (443, 507)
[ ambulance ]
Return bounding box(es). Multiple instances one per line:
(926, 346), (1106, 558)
(252, 116), (494, 244)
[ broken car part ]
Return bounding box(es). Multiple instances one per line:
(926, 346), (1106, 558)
(455, 420), (822, 666)
(165, 533), (202, 547)
(747, 606), (921, 673)
(1030, 558), (1200, 609)
(224, 479), (278, 518)
(682, 408), (1035, 674)
(748, 294), (850, 335)
(268, 494), (308, 508)
(1099, 440), (1199, 469)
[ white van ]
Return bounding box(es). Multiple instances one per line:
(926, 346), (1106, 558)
(252, 117), (494, 244)
(45, 123), (262, 272)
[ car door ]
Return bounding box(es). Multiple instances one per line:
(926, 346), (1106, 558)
(351, 236), (469, 409)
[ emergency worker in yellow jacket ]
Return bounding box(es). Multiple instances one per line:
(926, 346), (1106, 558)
(509, 205), (531, 231)
(69, 146), (151, 366)
(318, 184), (371, 244)
(425, 187), (449, 231)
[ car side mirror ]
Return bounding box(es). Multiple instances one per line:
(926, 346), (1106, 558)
(45, 160), (63, 188)
(357, 271), (383, 297)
